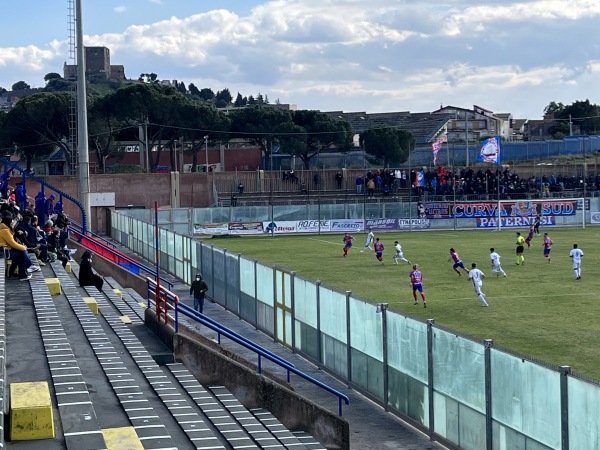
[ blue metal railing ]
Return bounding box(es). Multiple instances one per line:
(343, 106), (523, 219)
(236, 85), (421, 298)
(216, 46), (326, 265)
(69, 219), (116, 248)
(146, 277), (350, 415)
(68, 223), (173, 290)
(0, 158), (88, 233)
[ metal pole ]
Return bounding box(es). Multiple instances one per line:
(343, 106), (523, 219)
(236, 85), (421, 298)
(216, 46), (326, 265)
(154, 200), (161, 320)
(204, 135), (209, 172)
(75, 0), (91, 233)
(465, 111), (469, 167)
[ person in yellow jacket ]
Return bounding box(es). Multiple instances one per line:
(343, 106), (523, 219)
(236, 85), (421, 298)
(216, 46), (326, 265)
(0, 213), (39, 281)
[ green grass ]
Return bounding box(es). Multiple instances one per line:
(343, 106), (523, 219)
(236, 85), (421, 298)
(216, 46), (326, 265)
(212, 227), (600, 379)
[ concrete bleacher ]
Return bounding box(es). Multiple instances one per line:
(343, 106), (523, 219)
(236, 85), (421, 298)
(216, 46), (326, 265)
(1, 256), (334, 449)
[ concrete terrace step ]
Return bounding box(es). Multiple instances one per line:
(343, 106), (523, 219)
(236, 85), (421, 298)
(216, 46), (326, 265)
(28, 264), (107, 449)
(249, 409), (309, 450)
(50, 263), (178, 449)
(166, 364), (259, 449)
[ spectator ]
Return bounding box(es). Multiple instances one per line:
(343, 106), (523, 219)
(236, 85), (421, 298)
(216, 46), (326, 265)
(356, 176), (364, 194)
(335, 171), (343, 189)
(230, 194), (237, 207)
(0, 212), (39, 280)
(189, 273), (209, 313)
(313, 172), (320, 188)
(300, 181), (308, 195)
(238, 182), (244, 195)
(79, 250), (104, 292)
(367, 178), (375, 198)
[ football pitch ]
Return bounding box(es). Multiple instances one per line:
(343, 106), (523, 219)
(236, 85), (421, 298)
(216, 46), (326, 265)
(214, 227), (600, 379)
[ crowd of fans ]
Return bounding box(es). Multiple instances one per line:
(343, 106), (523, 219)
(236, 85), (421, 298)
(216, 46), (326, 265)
(0, 170), (75, 281)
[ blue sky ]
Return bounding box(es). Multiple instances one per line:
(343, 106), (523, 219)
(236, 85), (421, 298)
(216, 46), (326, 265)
(2, 0), (600, 119)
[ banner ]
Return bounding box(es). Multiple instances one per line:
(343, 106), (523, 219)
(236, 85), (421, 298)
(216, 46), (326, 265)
(477, 216), (556, 228)
(296, 220), (330, 233)
(591, 212), (600, 224)
(193, 222), (228, 234)
(423, 200), (578, 219)
(477, 136), (501, 164)
(330, 219), (364, 232)
(365, 218), (430, 230)
(228, 221), (264, 235)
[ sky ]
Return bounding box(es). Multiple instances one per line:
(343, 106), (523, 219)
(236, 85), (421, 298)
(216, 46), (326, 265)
(2, 0), (600, 120)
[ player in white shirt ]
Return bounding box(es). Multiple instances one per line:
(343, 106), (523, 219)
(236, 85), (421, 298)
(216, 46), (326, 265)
(569, 243), (584, 280)
(393, 241), (411, 265)
(468, 262), (489, 307)
(489, 247), (507, 277)
(360, 228), (375, 253)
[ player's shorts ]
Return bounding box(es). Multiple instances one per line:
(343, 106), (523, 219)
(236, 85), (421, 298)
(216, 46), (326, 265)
(573, 263), (580, 270)
(516, 245), (524, 253)
(345, 243), (353, 249)
(525, 236), (532, 243)
(544, 248), (551, 256)
(396, 252), (404, 257)
(472, 282), (483, 295)
(453, 261), (465, 269)
(412, 283), (423, 292)
(375, 251), (383, 258)
(491, 264), (502, 273)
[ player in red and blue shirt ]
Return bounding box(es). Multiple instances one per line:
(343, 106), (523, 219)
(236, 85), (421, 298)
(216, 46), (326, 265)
(374, 238), (385, 264)
(448, 247), (469, 276)
(342, 233), (354, 257)
(525, 224), (535, 248)
(410, 265), (426, 308)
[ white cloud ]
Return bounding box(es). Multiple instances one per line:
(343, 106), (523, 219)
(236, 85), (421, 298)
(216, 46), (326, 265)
(114, 6), (127, 14)
(2, 1), (600, 118)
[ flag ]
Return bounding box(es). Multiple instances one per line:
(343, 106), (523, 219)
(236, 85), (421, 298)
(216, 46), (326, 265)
(477, 136), (501, 164)
(440, 134), (448, 143)
(417, 170), (425, 186)
(431, 140), (443, 165)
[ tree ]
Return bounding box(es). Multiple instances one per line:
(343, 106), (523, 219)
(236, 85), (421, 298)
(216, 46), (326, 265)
(215, 88), (232, 108)
(198, 88), (215, 102)
(545, 99), (600, 137)
(11, 81), (31, 91)
(247, 95), (256, 105)
(138, 73), (159, 83)
(0, 87), (6, 94)
(2, 92), (71, 171)
(44, 78), (73, 92)
(229, 106), (296, 169)
(177, 82), (187, 94)
(288, 110), (354, 168)
(44, 72), (62, 83)
(233, 92), (245, 107)
(188, 83), (201, 97)
(360, 127), (414, 166)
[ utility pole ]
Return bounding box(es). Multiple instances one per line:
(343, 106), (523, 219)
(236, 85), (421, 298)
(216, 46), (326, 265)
(569, 114), (573, 136)
(465, 111), (469, 167)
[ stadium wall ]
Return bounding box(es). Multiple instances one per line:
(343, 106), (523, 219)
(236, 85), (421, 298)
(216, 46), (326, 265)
(110, 205), (600, 450)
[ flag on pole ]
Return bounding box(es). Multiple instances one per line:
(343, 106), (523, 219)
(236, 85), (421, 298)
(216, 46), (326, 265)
(432, 140), (443, 165)
(477, 136), (501, 165)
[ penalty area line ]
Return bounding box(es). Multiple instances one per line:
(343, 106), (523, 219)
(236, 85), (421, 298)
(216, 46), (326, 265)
(448, 292), (595, 301)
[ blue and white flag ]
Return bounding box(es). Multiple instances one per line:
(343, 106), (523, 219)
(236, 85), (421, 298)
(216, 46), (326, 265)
(477, 136), (501, 164)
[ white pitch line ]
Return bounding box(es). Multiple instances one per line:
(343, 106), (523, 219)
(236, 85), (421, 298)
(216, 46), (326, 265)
(439, 292), (595, 302)
(306, 237), (344, 246)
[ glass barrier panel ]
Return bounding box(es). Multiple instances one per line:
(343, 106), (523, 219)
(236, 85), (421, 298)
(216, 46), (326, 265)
(432, 389), (489, 449)
(433, 328), (485, 413)
(212, 247), (226, 303)
(318, 286), (347, 343)
(200, 243), (213, 299)
(491, 349), (560, 450)
(386, 313), (428, 384)
(568, 377), (600, 450)
(256, 263), (274, 307)
(349, 296), (382, 360)
(225, 252), (240, 313)
(239, 257), (255, 296)
(293, 277), (318, 360)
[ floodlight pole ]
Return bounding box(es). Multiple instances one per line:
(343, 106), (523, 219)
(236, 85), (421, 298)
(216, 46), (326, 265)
(76, 0), (91, 232)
